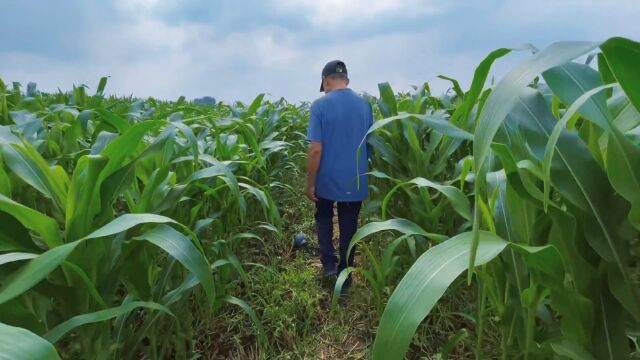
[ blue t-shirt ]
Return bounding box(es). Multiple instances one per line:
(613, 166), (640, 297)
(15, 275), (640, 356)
(307, 88), (373, 202)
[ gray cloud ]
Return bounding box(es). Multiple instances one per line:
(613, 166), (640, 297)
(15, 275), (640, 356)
(1, 0), (638, 104)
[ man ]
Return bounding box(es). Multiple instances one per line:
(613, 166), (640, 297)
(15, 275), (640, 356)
(306, 60), (373, 288)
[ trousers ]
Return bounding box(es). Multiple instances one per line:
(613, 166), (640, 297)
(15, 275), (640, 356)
(314, 198), (362, 275)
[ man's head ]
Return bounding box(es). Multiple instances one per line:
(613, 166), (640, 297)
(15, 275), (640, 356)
(320, 60), (349, 94)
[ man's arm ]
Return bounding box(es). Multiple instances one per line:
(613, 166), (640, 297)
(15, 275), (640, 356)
(306, 141), (322, 202)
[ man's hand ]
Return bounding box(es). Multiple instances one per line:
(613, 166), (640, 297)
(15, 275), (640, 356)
(306, 184), (317, 202)
(306, 141), (322, 203)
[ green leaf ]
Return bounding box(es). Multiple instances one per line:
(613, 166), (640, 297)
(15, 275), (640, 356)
(382, 177), (471, 221)
(44, 301), (174, 343)
(1, 143), (67, 210)
(94, 109), (130, 133)
(224, 296), (267, 350)
(597, 53), (616, 89)
(544, 61), (640, 222)
(133, 225), (215, 307)
(543, 62), (612, 129)
(0, 126), (20, 144)
(451, 48), (511, 127)
(600, 37), (640, 112)
(347, 219), (447, 260)
(245, 93), (265, 119)
(541, 83), (616, 210)
(474, 41), (599, 171)
(82, 213), (176, 240)
(98, 127), (175, 218)
(0, 252), (37, 266)
(371, 231), (508, 360)
(550, 339), (597, 360)
(172, 121), (199, 163)
(98, 120), (164, 180)
(0, 214), (180, 304)
(378, 82), (398, 117)
(593, 273), (630, 360)
(61, 261), (107, 308)
(508, 88), (627, 265)
(0, 241), (79, 305)
(609, 90), (640, 133)
(363, 113), (473, 142)
(540, 63), (640, 315)
(441, 329), (469, 360)
(65, 155), (109, 240)
(96, 76), (108, 96)
(468, 41), (599, 280)
(0, 154), (11, 197)
(0, 193), (62, 248)
(0, 322), (60, 360)
(437, 75), (465, 99)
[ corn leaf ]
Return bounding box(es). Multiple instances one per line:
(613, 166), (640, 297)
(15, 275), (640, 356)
(133, 225), (215, 307)
(371, 231), (508, 360)
(44, 301), (174, 343)
(600, 37), (640, 112)
(0, 193), (62, 248)
(0, 322), (60, 360)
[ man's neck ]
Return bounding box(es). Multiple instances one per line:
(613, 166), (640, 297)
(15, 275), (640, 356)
(329, 85), (348, 93)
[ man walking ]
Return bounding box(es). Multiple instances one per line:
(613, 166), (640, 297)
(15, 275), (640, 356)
(306, 60), (373, 288)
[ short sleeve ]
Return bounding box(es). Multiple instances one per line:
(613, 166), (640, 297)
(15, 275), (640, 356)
(307, 100), (322, 142)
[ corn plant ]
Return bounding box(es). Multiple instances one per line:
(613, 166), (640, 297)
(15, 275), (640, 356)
(0, 78), (304, 358)
(348, 37), (640, 360)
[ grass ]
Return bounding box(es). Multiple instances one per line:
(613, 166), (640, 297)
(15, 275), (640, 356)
(191, 173), (499, 359)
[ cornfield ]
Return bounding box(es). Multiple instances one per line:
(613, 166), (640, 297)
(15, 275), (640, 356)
(1, 36), (639, 360)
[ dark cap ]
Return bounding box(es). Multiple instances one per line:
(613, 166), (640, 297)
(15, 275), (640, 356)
(320, 60), (348, 92)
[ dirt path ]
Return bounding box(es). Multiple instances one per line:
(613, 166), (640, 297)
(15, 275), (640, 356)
(197, 176), (377, 359)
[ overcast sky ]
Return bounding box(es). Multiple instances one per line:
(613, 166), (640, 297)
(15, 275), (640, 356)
(1, 0), (638, 103)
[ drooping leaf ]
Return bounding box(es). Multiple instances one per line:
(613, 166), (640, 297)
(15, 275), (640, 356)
(1, 143), (67, 209)
(81, 213), (176, 240)
(0, 322), (60, 360)
(133, 225), (215, 306)
(541, 83), (617, 209)
(382, 177), (471, 221)
(44, 301), (174, 343)
(0, 241), (79, 305)
(0, 193), (62, 248)
(0, 214), (180, 304)
(0, 252), (38, 266)
(372, 232), (508, 360)
(600, 37), (640, 112)
(346, 218), (447, 260)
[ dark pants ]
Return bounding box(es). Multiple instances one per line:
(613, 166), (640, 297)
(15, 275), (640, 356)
(315, 198), (362, 276)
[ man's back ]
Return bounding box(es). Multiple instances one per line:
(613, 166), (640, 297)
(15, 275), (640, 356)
(307, 88), (373, 201)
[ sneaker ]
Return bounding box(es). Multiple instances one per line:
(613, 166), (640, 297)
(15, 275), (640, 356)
(323, 268), (338, 280)
(321, 268), (337, 288)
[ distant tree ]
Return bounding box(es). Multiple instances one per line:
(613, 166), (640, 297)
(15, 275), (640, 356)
(27, 82), (37, 97)
(193, 96), (216, 106)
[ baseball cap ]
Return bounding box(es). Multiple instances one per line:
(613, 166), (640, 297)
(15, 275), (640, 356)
(320, 60), (348, 92)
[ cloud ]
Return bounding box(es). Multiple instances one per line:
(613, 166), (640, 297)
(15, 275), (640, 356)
(274, 0), (448, 27)
(1, 0), (639, 104)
